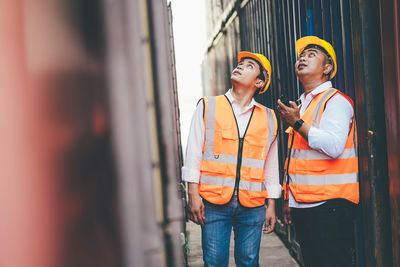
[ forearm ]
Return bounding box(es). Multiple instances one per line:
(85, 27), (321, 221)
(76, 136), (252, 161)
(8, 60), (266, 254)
(187, 182), (205, 225)
(188, 182), (200, 196)
(295, 121), (311, 141)
(266, 198), (276, 210)
(264, 138), (282, 198)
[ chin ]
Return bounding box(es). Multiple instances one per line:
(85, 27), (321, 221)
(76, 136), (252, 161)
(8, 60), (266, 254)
(296, 69), (307, 76)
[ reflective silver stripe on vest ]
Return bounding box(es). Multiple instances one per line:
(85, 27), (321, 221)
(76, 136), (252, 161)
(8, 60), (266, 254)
(291, 148), (357, 160)
(202, 152), (265, 169)
(200, 174), (267, 192)
(204, 96), (217, 154)
(239, 179), (266, 192)
(199, 175), (236, 187)
(241, 157), (264, 169)
(289, 172), (358, 186)
(202, 153), (237, 165)
(266, 108), (276, 152)
(311, 89), (337, 127)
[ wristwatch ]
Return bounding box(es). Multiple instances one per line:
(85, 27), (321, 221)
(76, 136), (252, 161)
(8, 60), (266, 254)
(293, 119), (304, 131)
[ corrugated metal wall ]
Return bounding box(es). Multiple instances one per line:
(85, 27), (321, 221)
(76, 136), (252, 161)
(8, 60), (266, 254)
(104, 0), (185, 266)
(202, 0), (399, 266)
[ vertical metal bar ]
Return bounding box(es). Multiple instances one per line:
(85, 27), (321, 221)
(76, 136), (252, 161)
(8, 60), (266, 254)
(289, 0), (298, 99)
(294, 0), (301, 96)
(299, 0), (307, 36)
(251, 0), (256, 51)
(332, 0), (344, 91)
(342, 0), (355, 98)
(339, 0), (349, 94)
(314, 0), (322, 36)
(255, 0), (260, 53)
(306, 0), (314, 35)
(320, 0), (326, 37)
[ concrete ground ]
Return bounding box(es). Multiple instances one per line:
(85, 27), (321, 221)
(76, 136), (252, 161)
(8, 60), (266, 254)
(186, 221), (299, 267)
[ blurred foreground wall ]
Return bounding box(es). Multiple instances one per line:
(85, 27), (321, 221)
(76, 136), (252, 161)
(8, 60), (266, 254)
(0, 1), (185, 267)
(202, 0), (400, 266)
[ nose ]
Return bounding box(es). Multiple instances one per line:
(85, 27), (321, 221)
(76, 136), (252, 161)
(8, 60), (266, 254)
(298, 55), (306, 62)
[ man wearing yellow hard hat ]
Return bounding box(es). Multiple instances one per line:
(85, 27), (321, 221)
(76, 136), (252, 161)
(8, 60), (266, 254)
(182, 51), (281, 266)
(277, 36), (359, 267)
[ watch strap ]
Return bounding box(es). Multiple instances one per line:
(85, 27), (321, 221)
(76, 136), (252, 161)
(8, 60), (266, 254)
(293, 119), (304, 131)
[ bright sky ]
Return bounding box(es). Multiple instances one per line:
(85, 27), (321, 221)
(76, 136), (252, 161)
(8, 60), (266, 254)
(169, 0), (207, 154)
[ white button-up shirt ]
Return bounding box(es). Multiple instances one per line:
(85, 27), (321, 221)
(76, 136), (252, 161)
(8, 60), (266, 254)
(289, 81), (354, 208)
(182, 89), (282, 198)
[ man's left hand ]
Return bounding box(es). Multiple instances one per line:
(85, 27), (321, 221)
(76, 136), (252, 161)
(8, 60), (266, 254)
(277, 99), (300, 126)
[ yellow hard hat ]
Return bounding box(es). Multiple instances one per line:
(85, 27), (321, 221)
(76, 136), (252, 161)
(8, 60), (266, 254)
(238, 51), (272, 94)
(296, 36), (337, 79)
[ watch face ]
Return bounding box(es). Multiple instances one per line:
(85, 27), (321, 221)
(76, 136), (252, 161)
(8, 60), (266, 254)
(294, 119), (304, 131)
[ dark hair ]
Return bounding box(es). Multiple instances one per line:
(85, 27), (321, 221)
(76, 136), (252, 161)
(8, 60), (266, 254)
(255, 62), (266, 81)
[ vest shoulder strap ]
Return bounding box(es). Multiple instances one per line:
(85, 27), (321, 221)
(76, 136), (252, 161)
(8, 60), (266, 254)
(197, 97), (205, 119)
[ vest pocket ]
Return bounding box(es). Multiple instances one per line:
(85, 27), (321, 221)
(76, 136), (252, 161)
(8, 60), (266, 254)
(249, 167), (264, 182)
(249, 190), (268, 200)
(291, 184), (325, 201)
(199, 183), (223, 202)
(199, 183), (222, 194)
(200, 160), (227, 175)
(244, 135), (268, 160)
(221, 127), (237, 140)
(214, 128), (237, 155)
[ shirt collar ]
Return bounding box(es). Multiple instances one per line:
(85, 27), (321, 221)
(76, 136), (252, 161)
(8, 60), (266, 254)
(300, 81), (333, 102)
(225, 89), (259, 111)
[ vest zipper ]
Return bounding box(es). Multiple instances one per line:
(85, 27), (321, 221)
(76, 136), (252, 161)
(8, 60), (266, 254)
(224, 95), (255, 204)
(234, 138), (244, 195)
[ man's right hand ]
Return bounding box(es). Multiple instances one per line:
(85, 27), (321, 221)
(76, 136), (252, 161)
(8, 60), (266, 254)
(188, 183), (205, 226)
(283, 200), (293, 225)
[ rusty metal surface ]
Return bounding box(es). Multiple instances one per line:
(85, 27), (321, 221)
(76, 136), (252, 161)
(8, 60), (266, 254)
(350, 0), (393, 266)
(380, 0), (400, 266)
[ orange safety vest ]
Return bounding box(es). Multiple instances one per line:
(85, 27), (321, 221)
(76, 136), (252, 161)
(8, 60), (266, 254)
(199, 95), (277, 207)
(283, 88), (359, 204)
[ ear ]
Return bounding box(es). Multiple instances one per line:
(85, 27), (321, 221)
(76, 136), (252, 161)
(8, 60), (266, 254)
(323, 63), (333, 75)
(255, 78), (266, 88)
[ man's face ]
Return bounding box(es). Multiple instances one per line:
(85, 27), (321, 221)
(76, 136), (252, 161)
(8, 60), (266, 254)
(231, 58), (265, 89)
(295, 48), (332, 78)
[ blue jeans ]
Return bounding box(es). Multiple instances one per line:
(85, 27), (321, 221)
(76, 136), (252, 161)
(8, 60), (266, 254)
(201, 195), (266, 267)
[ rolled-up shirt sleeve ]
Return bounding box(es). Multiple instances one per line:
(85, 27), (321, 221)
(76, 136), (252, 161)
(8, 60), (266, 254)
(264, 137), (281, 198)
(181, 100), (205, 183)
(308, 94), (354, 158)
